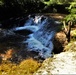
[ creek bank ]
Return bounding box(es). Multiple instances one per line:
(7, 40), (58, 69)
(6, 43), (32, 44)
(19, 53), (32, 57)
(1, 13), (71, 63)
(0, 14), (62, 63)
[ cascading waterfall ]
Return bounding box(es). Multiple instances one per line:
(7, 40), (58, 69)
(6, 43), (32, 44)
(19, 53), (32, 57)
(12, 15), (61, 59)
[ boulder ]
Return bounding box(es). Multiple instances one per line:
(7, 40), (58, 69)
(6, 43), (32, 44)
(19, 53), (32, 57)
(53, 31), (68, 53)
(34, 42), (76, 74)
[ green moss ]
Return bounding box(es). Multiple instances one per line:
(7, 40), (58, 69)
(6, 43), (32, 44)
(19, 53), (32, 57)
(0, 58), (41, 75)
(19, 58), (41, 74)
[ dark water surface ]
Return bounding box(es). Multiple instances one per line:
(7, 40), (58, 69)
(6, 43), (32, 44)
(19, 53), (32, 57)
(0, 14), (61, 62)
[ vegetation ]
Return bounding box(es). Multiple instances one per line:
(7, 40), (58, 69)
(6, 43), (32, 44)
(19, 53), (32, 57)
(0, 58), (41, 75)
(43, 0), (76, 23)
(0, 0), (76, 75)
(65, 2), (76, 24)
(0, 0), (76, 20)
(43, 0), (75, 5)
(64, 41), (76, 52)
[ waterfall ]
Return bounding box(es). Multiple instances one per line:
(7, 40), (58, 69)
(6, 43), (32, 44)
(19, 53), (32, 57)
(12, 15), (61, 59)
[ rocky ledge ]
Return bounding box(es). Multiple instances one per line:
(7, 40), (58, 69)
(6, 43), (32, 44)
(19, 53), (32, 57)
(34, 42), (76, 74)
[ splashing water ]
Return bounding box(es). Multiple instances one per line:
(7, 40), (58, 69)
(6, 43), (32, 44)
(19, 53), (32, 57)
(12, 15), (61, 59)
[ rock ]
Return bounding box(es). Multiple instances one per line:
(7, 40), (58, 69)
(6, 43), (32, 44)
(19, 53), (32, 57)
(33, 42), (76, 74)
(53, 31), (68, 53)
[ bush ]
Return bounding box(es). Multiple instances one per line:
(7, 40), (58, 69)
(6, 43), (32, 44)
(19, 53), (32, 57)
(65, 2), (76, 23)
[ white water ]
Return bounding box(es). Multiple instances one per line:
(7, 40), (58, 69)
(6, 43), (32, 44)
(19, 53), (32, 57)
(12, 15), (60, 59)
(13, 26), (39, 32)
(25, 34), (53, 58)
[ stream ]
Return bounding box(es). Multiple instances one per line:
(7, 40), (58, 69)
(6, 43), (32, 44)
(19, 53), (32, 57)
(0, 14), (61, 59)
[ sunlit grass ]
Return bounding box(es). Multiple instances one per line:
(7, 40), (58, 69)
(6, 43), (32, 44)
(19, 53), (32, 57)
(71, 29), (76, 37)
(64, 41), (76, 52)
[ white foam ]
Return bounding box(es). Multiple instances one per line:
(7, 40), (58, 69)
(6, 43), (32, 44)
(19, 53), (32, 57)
(34, 16), (42, 24)
(24, 34), (53, 58)
(13, 26), (39, 32)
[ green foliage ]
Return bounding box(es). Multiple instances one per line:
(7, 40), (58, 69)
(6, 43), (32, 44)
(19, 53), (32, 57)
(65, 2), (76, 23)
(0, 0), (3, 5)
(68, 2), (76, 13)
(42, 0), (56, 5)
(65, 14), (76, 22)
(42, 0), (74, 5)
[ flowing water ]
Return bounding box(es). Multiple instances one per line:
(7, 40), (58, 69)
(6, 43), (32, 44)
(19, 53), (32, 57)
(12, 15), (61, 59)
